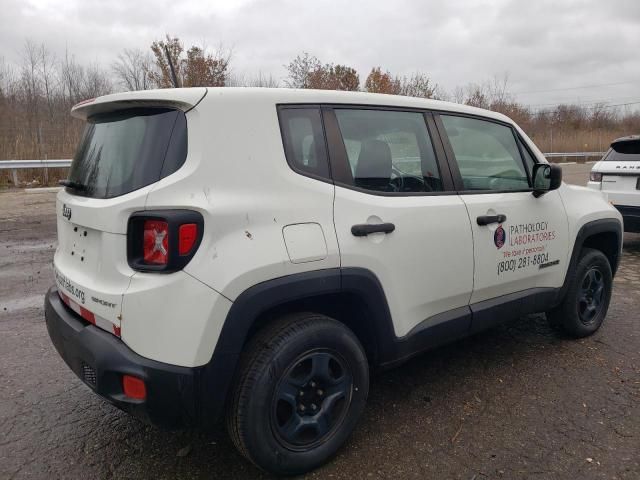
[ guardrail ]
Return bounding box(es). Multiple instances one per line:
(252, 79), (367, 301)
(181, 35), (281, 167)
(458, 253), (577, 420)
(0, 159), (72, 170)
(0, 159), (72, 186)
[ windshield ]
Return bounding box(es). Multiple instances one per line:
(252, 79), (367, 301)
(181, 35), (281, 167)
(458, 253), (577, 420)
(67, 108), (187, 198)
(604, 139), (640, 162)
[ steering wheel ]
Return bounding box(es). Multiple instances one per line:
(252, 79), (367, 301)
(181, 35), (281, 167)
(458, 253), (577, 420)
(390, 166), (433, 192)
(389, 168), (404, 192)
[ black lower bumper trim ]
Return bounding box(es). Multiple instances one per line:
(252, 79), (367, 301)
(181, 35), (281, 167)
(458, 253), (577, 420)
(613, 205), (640, 233)
(45, 286), (201, 429)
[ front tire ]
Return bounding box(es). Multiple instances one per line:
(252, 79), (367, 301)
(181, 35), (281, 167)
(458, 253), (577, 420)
(226, 313), (369, 476)
(548, 248), (613, 338)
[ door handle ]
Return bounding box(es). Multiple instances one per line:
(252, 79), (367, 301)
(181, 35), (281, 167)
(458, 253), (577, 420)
(476, 214), (506, 226)
(351, 223), (396, 237)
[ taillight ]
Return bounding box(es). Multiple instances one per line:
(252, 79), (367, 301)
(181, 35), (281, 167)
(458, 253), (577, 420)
(127, 210), (203, 272)
(143, 220), (169, 265)
(178, 223), (198, 255)
(590, 172), (603, 182)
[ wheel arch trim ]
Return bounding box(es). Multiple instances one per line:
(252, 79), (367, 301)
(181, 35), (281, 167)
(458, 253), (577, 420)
(198, 267), (394, 424)
(559, 218), (622, 302)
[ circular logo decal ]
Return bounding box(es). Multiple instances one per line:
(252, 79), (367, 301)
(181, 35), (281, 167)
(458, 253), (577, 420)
(494, 225), (506, 249)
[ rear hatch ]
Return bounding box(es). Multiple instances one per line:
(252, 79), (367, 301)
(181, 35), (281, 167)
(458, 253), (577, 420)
(597, 137), (640, 205)
(53, 88), (205, 336)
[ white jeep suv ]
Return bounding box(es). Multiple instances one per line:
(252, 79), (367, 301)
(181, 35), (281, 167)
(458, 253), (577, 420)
(45, 88), (623, 475)
(588, 135), (640, 232)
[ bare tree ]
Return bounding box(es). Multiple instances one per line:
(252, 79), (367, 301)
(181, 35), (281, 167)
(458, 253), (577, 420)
(59, 48), (85, 106)
(284, 52), (321, 88)
(396, 72), (437, 99)
(0, 57), (17, 98)
(226, 72), (280, 88)
(38, 44), (57, 119)
(452, 86), (465, 104)
(82, 63), (112, 98)
(112, 48), (153, 91)
(247, 72), (280, 88)
(483, 73), (509, 104)
(463, 83), (490, 108)
(20, 40), (43, 156)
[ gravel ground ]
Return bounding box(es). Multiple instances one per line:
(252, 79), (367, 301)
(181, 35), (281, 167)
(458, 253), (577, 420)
(1, 181), (639, 479)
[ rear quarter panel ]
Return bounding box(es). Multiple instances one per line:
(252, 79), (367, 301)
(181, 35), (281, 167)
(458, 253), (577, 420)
(143, 90), (340, 301)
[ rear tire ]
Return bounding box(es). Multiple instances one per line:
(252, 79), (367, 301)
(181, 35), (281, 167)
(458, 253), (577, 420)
(226, 313), (369, 476)
(548, 248), (612, 338)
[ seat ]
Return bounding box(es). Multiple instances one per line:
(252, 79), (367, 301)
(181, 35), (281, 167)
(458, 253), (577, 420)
(354, 139), (393, 191)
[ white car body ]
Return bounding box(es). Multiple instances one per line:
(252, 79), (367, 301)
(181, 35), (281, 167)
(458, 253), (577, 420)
(45, 87), (623, 432)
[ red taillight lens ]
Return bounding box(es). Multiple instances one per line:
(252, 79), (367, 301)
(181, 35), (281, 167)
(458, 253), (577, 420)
(590, 171), (603, 182)
(143, 220), (169, 265)
(128, 211), (202, 272)
(122, 375), (146, 400)
(178, 223), (198, 255)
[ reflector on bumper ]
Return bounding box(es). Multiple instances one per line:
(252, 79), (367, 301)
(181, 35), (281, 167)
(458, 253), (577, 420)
(57, 290), (121, 337)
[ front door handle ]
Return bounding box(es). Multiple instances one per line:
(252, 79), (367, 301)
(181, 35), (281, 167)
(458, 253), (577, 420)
(351, 223), (396, 237)
(476, 214), (506, 226)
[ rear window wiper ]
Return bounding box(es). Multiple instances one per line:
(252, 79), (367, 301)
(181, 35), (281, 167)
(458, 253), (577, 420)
(59, 179), (88, 191)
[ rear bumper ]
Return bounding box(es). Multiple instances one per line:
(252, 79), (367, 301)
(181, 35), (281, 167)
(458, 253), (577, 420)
(45, 286), (202, 428)
(613, 205), (640, 233)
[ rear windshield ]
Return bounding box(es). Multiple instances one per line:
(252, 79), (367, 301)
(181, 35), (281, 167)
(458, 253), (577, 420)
(67, 108), (187, 198)
(604, 139), (640, 162)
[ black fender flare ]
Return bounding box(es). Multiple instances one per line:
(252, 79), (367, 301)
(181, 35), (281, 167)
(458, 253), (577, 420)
(556, 218), (622, 303)
(197, 267), (395, 424)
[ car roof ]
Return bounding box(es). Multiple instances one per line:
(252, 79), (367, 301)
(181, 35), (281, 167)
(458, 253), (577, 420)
(74, 87), (513, 124)
(205, 87), (512, 122)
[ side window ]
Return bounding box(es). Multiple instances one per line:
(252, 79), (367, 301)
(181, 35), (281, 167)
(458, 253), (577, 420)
(334, 109), (443, 193)
(440, 115), (530, 191)
(279, 107), (331, 180)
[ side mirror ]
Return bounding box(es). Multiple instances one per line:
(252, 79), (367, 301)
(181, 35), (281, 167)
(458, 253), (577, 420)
(532, 163), (562, 197)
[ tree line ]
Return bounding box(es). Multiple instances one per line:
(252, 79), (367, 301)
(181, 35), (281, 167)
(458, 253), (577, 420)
(1, 35), (639, 185)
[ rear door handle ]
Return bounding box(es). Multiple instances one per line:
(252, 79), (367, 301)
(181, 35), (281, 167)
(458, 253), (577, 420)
(476, 214), (506, 226)
(351, 223), (396, 237)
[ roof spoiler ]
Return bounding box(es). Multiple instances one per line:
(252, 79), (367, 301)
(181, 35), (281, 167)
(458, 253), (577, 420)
(611, 135), (640, 147)
(71, 88), (208, 120)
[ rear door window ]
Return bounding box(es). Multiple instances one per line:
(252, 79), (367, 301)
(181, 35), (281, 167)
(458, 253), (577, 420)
(333, 109), (443, 193)
(67, 108), (187, 199)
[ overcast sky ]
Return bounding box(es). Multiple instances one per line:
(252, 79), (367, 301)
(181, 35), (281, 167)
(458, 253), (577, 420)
(1, 0), (639, 109)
